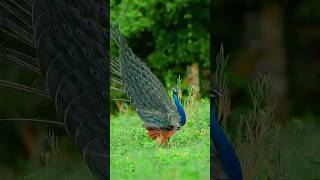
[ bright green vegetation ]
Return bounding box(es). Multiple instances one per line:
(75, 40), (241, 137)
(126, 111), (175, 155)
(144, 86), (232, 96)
(110, 99), (210, 180)
(110, 0), (210, 93)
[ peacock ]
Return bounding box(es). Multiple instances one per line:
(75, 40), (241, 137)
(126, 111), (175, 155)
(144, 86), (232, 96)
(0, 0), (108, 179)
(110, 26), (187, 145)
(210, 87), (243, 180)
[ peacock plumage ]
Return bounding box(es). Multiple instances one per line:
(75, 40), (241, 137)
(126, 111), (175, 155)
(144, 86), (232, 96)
(210, 88), (243, 180)
(111, 26), (186, 145)
(0, 0), (108, 179)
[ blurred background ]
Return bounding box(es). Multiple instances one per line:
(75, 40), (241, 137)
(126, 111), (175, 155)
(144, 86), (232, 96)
(110, 0), (210, 111)
(213, 0), (320, 127)
(212, 0), (320, 178)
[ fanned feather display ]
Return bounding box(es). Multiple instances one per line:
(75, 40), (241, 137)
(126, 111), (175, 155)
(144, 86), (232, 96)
(0, 0), (109, 179)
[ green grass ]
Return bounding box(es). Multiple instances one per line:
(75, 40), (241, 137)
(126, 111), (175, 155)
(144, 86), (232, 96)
(110, 99), (210, 180)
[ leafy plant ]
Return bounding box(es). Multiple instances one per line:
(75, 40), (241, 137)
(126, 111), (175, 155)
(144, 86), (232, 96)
(111, 0), (210, 92)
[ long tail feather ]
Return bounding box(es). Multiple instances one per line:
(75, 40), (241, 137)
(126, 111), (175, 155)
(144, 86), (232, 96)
(0, 118), (63, 126)
(0, 1), (33, 29)
(0, 28), (35, 47)
(23, 0), (32, 7)
(0, 80), (48, 98)
(1, 46), (38, 66)
(0, 49), (40, 73)
(31, 1), (109, 178)
(7, 22), (34, 41)
(8, 0), (32, 16)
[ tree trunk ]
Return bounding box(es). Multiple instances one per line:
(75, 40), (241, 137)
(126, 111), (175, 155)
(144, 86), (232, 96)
(186, 63), (200, 99)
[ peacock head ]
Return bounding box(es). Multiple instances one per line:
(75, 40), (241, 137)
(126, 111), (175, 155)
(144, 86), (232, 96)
(210, 88), (222, 100)
(173, 89), (180, 95)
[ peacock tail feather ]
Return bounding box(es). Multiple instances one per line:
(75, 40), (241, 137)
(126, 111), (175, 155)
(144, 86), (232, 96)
(0, 0), (109, 179)
(111, 26), (181, 132)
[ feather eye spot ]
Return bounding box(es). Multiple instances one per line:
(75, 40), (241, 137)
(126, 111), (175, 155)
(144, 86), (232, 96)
(57, 1), (64, 8)
(75, 29), (83, 39)
(62, 25), (72, 35)
(90, 40), (98, 48)
(81, 48), (91, 58)
(68, 49), (76, 57)
(101, 91), (107, 99)
(90, 69), (99, 78)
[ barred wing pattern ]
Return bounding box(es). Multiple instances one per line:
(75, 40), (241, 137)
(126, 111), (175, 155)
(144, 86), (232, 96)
(111, 27), (180, 130)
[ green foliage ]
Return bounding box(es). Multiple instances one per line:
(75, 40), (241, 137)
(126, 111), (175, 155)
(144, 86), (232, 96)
(111, 0), (210, 88)
(110, 99), (210, 179)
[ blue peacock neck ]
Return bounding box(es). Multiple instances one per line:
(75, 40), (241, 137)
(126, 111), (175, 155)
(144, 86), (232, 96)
(173, 90), (186, 127)
(210, 89), (243, 180)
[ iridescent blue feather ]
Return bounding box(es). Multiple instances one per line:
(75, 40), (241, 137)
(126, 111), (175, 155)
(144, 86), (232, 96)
(210, 89), (243, 180)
